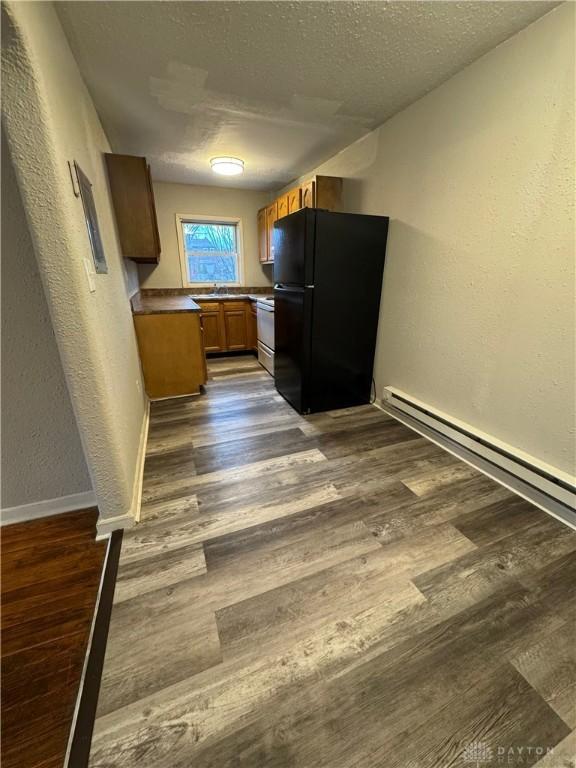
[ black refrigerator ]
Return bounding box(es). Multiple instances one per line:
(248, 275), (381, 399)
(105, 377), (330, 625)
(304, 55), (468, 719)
(274, 208), (389, 414)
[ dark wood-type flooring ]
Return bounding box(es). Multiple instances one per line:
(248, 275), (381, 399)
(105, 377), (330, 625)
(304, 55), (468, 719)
(1, 507), (106, 768)
(90, 356), (576, 768)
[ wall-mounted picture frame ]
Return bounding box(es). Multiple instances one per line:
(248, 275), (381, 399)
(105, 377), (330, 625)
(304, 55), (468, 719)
(75, 161), (107, 274)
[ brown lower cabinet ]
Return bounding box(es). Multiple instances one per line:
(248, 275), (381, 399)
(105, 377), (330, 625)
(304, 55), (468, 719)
(197, 299), (258, 353)
(199, 304), (226, 352)
(223, 303), (249, 350)
(247, 301), (257, 350)
(133, 311), (207, 398)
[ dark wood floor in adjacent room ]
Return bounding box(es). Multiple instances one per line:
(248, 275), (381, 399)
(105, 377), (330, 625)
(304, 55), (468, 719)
(90, 355), (576, 768)
(1, 508), (106, 768)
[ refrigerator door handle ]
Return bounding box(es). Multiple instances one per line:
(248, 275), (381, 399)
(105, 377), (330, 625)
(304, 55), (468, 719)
(275, 284), (305, 293)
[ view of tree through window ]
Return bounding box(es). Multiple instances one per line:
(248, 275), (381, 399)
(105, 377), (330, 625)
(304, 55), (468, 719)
(182, 221), (239, 283)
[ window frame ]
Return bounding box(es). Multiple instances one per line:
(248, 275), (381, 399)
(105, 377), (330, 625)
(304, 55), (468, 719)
(175, 213), (245, 288)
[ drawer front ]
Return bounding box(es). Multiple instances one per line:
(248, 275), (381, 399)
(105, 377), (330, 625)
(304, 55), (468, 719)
(257, 341), (274, 376)
(222, 300), (248, 311)
(257, 306), (275, 350)
(197, 301), (221, 312)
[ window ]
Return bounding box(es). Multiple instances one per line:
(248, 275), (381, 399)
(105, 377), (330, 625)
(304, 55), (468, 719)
(176, 216), (243, 286)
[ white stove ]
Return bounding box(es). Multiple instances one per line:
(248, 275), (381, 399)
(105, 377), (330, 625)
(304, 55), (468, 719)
(256, 297), (274, 375)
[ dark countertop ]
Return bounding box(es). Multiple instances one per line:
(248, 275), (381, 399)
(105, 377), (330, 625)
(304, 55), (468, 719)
(188, 293), (272, 302)
(131, 294), (201, 315)
(140, 287), (273, 298)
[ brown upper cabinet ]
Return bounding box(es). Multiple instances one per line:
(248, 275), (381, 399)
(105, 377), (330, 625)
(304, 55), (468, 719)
(277, 193), (289, 220)
(257, 206), (268, 264)
(265, 202), (278, 263)
(105, 153), (161, 264)
(256, 176), (343, 263)
(287, 187), (302, 213)
(301, 179), (315, 209)
(303, 176), (343, 211)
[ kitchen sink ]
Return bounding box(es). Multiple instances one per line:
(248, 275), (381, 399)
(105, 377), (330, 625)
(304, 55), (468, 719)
(190, 293), (249, 299)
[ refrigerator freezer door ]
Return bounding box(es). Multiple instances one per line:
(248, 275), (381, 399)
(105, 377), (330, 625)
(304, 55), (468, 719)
(273, 208), (315, 287)
(274, 285), (311, 413)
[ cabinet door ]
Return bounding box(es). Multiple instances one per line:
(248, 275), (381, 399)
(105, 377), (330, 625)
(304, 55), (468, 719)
(287, 187), (302, 213)
(247, 302), (258, 350)
(133, 313), (205, 398)
(266, 202), (278, 262)
(224, 308), (248, 350)
(198, 303), (225, 352)
(277, 193), (289, 220)
(105, 153), (161, 263)
(257, 207), (268, 264)
(315, 176), (343, 211)
(301, 179), (315, 209)
(146, 164), (162, 256)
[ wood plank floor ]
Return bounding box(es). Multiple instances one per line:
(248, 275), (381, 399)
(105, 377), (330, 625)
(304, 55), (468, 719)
(1, 508), (106, 768)
(90, 355), (576, 768)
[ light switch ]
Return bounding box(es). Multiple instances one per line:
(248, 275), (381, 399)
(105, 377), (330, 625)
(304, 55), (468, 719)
(84, 259), (96, 293)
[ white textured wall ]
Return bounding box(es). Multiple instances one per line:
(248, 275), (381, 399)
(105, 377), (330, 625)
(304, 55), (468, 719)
(2, 2), (147, 523)
(139, 182), (272, 288)
(292, 4), (575, 476)
(1, 130), (92, 508)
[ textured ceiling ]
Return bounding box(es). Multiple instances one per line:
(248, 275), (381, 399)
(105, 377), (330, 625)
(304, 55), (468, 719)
(57, 1), (557, 190)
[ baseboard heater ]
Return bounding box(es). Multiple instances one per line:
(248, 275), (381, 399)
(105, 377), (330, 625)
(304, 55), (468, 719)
(378, 386), (576, 530)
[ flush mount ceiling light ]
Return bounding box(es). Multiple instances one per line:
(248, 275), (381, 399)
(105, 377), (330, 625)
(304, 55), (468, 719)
(210, 156), (244, 176)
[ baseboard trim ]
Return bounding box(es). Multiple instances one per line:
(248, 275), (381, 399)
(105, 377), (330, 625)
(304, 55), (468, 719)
(1, 491), (97, 526)
(132, 400), (150, 524)
(96, 512), (134, 539)
(95, 400), (149, 536)
(376, 396), (576, 530)
(149, 391), (203, 402)
(65, 528), (123, 768)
